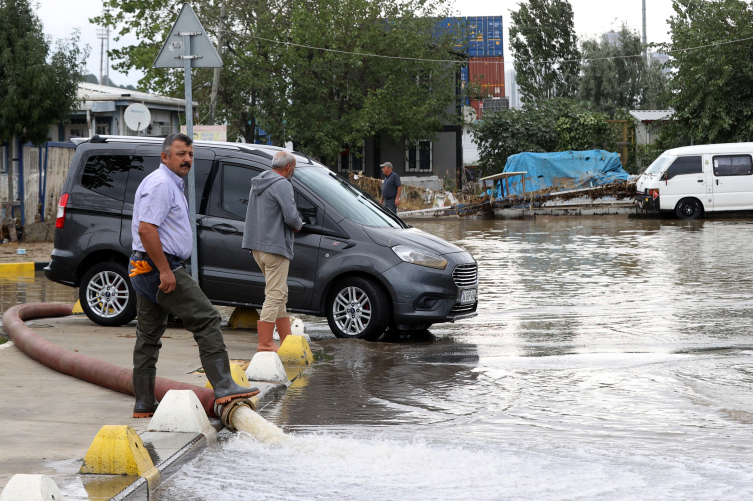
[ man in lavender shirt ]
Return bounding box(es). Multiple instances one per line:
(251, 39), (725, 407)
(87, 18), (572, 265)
(128, 133), (258, 418)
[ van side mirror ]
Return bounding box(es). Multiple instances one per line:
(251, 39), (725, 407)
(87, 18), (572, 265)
(660, 171), (669, 181)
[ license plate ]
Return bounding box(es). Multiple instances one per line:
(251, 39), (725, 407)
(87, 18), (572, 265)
(459, 289), (477, 304)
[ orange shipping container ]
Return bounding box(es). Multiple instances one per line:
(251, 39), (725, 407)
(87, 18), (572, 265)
(468, 57), (505, 98)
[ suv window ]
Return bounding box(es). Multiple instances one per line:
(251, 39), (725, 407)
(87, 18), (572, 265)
(713, 155), (752, 176)
(81, 155), (135, 201)
(124, 156), (161, 203)
(296, 192), (318, 225)
(665, 156), (702, 179)
(222, 163), (262, 218)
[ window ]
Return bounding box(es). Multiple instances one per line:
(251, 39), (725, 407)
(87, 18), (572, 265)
(405, 140), (433, 173)
(124, 156), (161, 204)
(295, 167), (402, 228)
(644, 154), (673, 175)
(713, 155), (752, 177)
(665, 156), (703, 180)
(81, 155), (136, 201)
(296, 192), (318, 225)
(337, 141), (366, 173)
(95, 124), (110, 135)
(222, 164), (262, 218)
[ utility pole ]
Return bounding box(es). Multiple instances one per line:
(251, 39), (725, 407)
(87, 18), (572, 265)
(642, 0), (648, 63)
(97, 5), (111, 85)
(208, 3), (226, 125)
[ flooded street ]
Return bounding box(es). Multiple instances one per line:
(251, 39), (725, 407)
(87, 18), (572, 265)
(160, 216), (753, 500)
(4, 217), (752, 499)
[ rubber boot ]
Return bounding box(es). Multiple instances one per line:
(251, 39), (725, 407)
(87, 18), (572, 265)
(257, 320), (278, 353)
(275, 317), (293, 346)
(133, 372), (159, 418)
(202, 355), (260, 405)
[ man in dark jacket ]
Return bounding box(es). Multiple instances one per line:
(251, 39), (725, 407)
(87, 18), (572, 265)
(242, 151), (303, 352)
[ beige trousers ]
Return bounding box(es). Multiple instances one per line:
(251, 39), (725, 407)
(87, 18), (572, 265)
(252, 250), (290, 323)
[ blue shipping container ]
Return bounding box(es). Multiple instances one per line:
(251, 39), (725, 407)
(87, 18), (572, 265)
(436, 15), (504, 57)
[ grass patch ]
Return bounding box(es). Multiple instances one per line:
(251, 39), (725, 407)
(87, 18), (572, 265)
(313, 350), (333, 361)
(0, 335), (8, 345)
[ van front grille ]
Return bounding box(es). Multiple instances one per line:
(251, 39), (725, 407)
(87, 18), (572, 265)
(453, 264), (478, 287)
(451, 302), (477, 314)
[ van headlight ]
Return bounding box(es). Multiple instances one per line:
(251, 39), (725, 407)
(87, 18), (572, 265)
(392, 245), (448, 270)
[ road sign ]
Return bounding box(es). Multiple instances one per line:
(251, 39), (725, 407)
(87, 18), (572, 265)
(153, 3), (222, 69)
(154, 3), (223, 283)
(124, 103), (151, 132)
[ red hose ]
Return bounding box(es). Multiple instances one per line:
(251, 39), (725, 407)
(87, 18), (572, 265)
(2, 303), (217, 418)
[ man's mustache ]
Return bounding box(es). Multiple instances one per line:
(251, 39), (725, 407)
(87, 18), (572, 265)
(180, 162), (191, 168)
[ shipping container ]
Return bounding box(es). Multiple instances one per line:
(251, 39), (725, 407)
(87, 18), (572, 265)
(468, 56), (505, 97)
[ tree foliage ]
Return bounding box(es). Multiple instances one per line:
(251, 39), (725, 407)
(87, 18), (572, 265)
(579, 24), (668, 115)
(471, 99), (614, 176)
(0, 0), (87, 145)
(659, 0), (753, 145)
(509, 0), (580, 102)
(96, 0), (460, 158)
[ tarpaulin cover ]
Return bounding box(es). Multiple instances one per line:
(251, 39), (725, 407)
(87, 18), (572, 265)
(499, 150), (629, 197)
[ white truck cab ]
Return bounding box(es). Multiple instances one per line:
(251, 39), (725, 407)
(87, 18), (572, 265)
(636, 143), (753, 219)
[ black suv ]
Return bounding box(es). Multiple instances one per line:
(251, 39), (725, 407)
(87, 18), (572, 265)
(45, 136), (478, 340)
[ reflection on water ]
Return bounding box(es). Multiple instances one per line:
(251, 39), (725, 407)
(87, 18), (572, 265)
(73, 217), (753, 499)
(0, 271), (78, 314)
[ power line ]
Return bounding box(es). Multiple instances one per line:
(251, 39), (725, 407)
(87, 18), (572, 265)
(235, 31), (753, 66)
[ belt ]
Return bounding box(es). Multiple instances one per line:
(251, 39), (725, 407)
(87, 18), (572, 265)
(384, 196), (396, 201)
(132, 250), (185, 263)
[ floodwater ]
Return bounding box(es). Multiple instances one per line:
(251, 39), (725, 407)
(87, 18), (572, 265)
(6, 218), (753, 499)
(0, 271), (77, 315)
(158, 216), (753, 500)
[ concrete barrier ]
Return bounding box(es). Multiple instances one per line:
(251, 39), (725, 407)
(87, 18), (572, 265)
(204, 363), (251, 389)
(0, 474), (66, 501)
(0, 262), (34, 275)
(245, 352), (289, 383)
(227, 308), (259, 329)
(79, 425), (157, 477)
(277, 335), (314, 365)
(147, 390), (216, 441)
(71, 300), (84, 315)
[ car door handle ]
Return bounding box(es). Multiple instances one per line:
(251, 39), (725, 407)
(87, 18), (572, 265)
(698, 179), (704, 183)
(212, 224), (238, 234)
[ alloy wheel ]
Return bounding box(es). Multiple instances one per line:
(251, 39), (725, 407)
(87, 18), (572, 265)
(86, 270), (130, 319)
(333, 286), (372, 335)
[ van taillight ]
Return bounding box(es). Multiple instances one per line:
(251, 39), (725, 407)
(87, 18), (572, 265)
(55, 194), (69, 229)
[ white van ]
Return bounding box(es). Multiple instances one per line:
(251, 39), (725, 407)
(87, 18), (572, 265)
(636, 143), (753, 219)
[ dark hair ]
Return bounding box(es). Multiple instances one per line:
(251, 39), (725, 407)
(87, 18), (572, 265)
(162, 133), (193, 157)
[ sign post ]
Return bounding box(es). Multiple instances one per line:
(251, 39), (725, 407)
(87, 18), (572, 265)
(154, 3), (222, 283)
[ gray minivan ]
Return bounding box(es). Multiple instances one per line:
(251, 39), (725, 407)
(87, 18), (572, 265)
(45, 136), (478, 340)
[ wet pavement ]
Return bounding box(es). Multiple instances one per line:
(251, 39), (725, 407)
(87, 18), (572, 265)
(4, 216), (753, 499)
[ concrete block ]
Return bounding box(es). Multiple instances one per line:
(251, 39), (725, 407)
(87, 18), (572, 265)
(71, 300), (84, 315)
(277, 335), (314, 365)
(147, 390), (212, 434)
(79, 425), (157, 477)
(227, 308), (259, 329)
(0, 262), (34, 276)
(245, 352), (289, 383)
(0, 474), (66, 501)
(273, 316), (310, 342)
(205, 363), (251, 389)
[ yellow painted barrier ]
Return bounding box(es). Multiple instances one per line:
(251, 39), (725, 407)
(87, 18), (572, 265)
(278, 335), (314, 365)
(0, 262), (34, 275)
(72, 300), (85, 314)
(79, 425), (158, 479)
(227, 308), (260, 329)
(205, 363), (251, 389)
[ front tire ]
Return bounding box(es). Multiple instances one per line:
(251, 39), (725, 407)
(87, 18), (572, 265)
(326, 277), (390, 341)
(675, 198), (703, 220)
(79, 261), (137, 326)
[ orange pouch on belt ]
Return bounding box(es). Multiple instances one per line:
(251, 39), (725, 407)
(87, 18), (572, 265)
(129, 260), (153, 277)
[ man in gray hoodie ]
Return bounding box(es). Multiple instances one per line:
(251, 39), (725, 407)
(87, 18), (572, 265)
(242, 151), (303, 352)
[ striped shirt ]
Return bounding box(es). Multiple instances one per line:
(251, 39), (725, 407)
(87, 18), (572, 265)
(131, 163), (192, 260)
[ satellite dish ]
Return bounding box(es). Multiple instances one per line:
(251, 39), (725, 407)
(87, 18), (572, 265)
(124, 103), (151, 132)
(463, 106), (477, 124)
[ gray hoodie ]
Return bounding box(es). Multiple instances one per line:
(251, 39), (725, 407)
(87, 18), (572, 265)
(242, 170), (303, 259)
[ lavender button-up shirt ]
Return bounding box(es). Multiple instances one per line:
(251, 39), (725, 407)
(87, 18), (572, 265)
(131, 163), (192, 260)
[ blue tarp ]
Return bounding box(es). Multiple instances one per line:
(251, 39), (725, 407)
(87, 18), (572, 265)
(498, 150), (629, 197)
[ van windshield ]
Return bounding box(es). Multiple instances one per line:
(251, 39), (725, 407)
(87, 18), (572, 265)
(644, 154), (673, 175)
(294, 167), (403, 228)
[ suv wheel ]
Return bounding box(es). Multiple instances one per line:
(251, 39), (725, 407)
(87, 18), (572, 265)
(79, 261), (137, 327)
(675, 198), (703, 220)
(326, 277), (390, 341)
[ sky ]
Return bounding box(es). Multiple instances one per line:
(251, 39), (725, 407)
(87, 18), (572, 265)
(35, 0), (678, 89)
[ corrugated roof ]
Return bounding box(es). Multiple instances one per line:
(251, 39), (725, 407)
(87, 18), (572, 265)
(77, 83), (195, 107)
(629, 110), (675, 122)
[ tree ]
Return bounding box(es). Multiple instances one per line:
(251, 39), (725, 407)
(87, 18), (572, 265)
(471, 98), (613, 175)
(96, 0), (460, 156)
(579, 24), (668, 115)
(509, 0), (580, 102)
(660, 0), (753, 144)
(0, 0), (87, 145)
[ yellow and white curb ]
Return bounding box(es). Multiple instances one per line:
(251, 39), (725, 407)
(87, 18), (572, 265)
(227, 308), (259, 329)
(71, 300), (85, 315)
(148, 390), (217, 443)
(277, 335), (315, 365)
(204, 363), (251, 389)
(245, 352), (289, 384)
(0, 474), (66, 501)
(0, 262), (35, 276)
